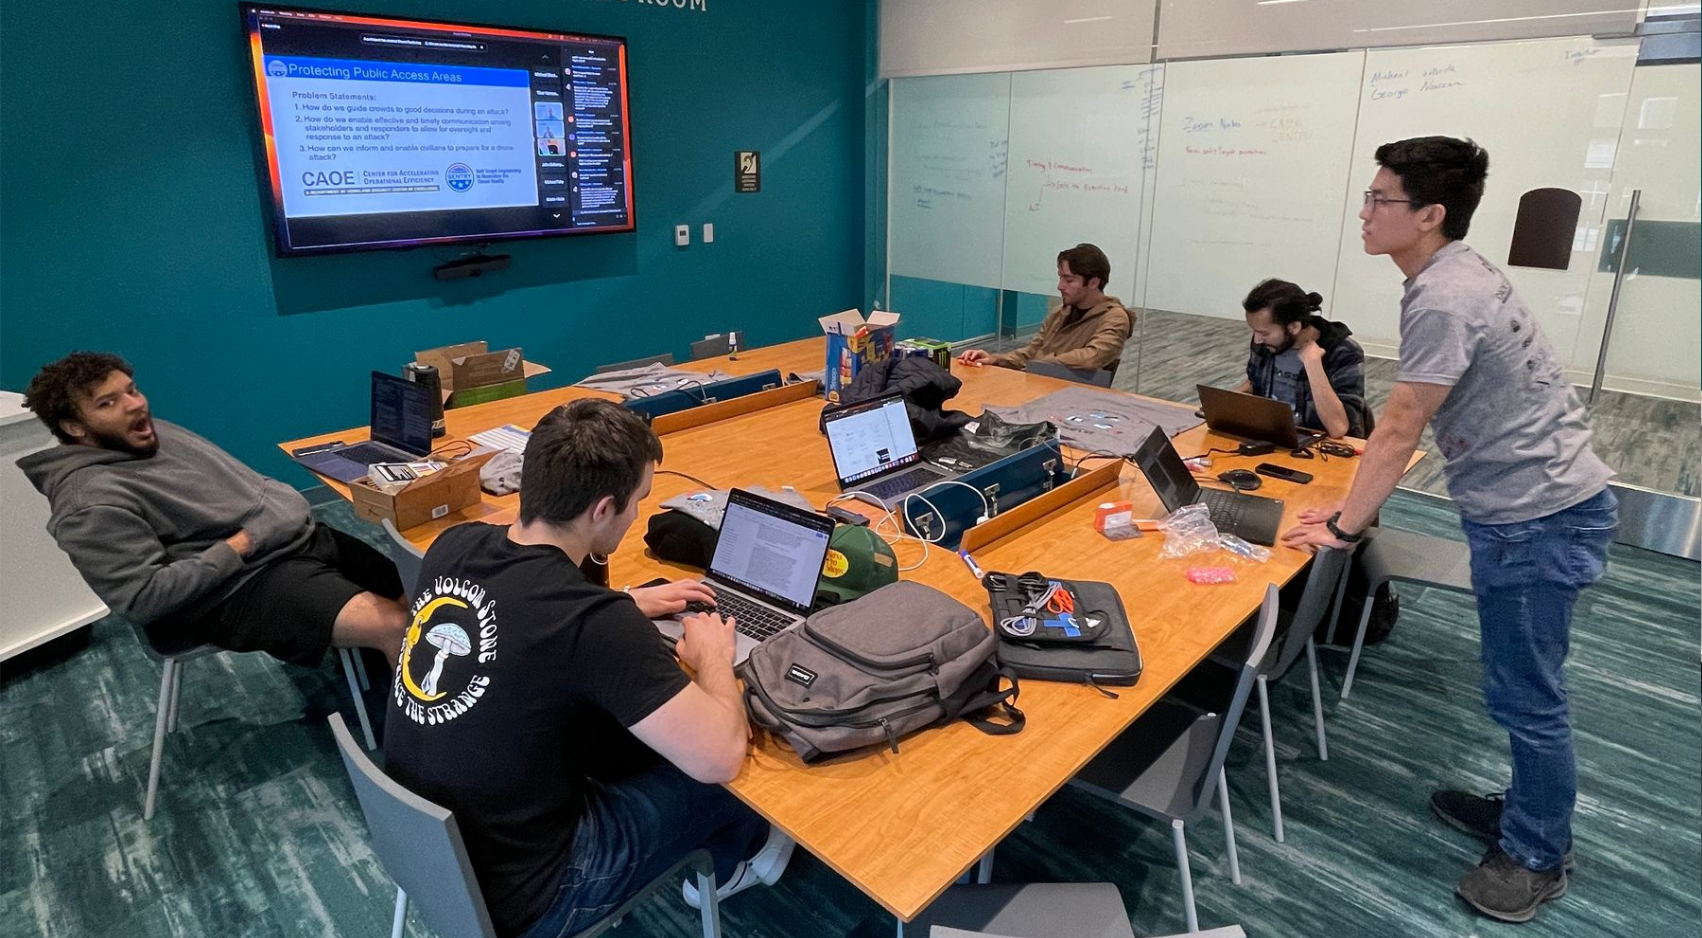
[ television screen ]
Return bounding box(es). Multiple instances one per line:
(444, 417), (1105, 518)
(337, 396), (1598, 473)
(241, 5), (635, 256)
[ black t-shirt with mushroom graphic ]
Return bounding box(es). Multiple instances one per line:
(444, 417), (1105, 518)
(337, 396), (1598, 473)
(382, 522), (689, 937)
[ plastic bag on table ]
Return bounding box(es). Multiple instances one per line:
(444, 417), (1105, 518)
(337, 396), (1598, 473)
(1216, 533), (1271, 563)
(1157, 503), (1221, 559)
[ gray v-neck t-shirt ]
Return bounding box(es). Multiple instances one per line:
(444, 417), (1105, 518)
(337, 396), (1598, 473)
(1398, 242), (1613, 524)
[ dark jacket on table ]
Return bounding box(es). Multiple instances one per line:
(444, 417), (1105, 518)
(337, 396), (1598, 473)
(821, 355), (972, 443)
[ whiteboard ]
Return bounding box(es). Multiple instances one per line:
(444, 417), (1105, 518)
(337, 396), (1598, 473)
(1329, 37), (1639, 361)
(1144, 52), (1366, 320)
(1000, 65), (1164, 301)
(887, 73), (1012, 290)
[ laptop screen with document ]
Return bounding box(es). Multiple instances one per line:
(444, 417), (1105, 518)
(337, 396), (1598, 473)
(823, 394), (922, 487)
(708, 490), (835, 614)
(369, 371), (434, 456)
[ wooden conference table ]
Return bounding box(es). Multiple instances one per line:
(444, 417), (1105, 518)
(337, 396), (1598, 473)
(282, 337), (1395, 922)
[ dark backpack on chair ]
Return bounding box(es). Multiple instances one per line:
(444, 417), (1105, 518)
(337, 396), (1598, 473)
(738, 582), (1024, 763)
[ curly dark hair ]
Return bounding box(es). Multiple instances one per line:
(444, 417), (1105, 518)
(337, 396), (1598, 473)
(23, 351), (135, 444)
(1373, 136), (1490, 241)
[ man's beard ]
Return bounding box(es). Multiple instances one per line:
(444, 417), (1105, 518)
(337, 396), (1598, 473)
(90, 423), (159, 458)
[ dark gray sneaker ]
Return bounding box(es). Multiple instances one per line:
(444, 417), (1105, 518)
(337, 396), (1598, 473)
(1430, 790), (1575, 871)
(1457, 846), (1567, 923)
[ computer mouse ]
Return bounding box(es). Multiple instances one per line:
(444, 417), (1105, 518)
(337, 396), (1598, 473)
(1218, 469), (1262, 491)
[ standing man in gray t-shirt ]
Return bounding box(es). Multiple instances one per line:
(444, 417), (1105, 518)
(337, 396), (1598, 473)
(1283, 137), (1616, 924)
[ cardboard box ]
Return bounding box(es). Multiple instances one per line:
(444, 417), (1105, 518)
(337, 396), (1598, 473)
(819, 309), (900, 404)
(349, 450), (496, 531)
(415, 342), (551, 408)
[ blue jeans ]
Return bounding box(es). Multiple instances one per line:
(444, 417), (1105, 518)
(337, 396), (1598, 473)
(516, 763), (768, 938)
(1460, 488), (1617, 872)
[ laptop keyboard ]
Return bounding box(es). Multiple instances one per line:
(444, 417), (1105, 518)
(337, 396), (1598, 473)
(1200, 488), (1249, 531)
(862, 466), (946, 501)
(685, 593), (796, 640)
(336, 441), (413, 466)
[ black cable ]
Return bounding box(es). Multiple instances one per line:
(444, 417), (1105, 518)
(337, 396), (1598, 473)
(1069, 450), (1128, 477)
(1181, 447), (1241, 462)
(429, 440), (473, 460)
(655, 469), (718, 490)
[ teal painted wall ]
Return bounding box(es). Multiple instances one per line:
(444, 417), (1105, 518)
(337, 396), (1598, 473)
(0, 0), (870, 483)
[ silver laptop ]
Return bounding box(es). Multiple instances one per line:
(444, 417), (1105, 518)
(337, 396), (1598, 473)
(292, 372), (435, 483)
(823, 392), (956, 509)
(653, 488), (836, 664)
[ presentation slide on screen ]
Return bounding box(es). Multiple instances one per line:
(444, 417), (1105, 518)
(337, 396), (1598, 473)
(263, 55), (539, 219)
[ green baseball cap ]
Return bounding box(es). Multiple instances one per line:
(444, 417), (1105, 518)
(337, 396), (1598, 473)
(815, 523), (899, 605)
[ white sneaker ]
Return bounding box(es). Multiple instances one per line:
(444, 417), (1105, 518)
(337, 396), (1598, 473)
(681, 826), (796, 909)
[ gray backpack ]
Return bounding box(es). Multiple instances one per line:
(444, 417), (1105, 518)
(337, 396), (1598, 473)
(738, 581), (1024, 763)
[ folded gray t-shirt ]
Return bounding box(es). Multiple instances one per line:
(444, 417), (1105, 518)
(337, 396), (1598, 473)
(1397, 242), (1613, 524)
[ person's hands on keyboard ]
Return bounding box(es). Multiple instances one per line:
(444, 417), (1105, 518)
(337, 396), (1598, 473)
(684, 600), (717, 614)
(629, 579), (717, 618)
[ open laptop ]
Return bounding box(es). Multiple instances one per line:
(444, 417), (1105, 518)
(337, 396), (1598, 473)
(1131, 425), (1285, 546)
(653, 488), (836, 664)
(292, 372), (435, 483)
(1196, 384), (1322, 451)
(823, 392), (955, 508)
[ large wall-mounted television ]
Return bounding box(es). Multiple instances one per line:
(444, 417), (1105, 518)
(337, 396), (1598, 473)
(241, 5), (635, 256)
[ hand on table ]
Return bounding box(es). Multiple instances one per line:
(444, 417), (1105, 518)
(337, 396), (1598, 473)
(1295, 501), (1344, 525)
(1280, 520), (1352, 555)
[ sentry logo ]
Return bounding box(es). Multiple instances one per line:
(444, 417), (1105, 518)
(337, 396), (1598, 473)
(266, 59), (288, 78)
(445, 163), (475, 192)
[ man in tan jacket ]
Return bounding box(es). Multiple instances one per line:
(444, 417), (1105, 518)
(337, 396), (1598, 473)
(957, 243), (1133, 373)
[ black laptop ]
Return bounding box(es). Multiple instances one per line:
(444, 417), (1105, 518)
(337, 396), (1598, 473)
(1196, 384), (1322, 451)
(1131, 425), (1285, 546)
(293, 372), (435, 483)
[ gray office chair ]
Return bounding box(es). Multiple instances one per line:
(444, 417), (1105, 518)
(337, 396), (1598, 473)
(1329, 527), (1472, 700)
(1069, 585), (1280, 933)
(381, 518), (426, 598)
(329, 714), (722, 938)
(132, 618), (377, 820)
(690, 332), (744, 361)
(909, 882), (1245, 938)
(1250, 546), (1351, 843)
(594, 352), (676, 374)
(1024, 359), (1115, 388)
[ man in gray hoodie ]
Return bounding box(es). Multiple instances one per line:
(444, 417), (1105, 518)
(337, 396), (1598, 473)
(20, 351), (407, 666)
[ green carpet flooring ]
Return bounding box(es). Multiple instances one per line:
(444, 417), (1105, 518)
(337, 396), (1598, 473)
(3, 490), (1696, 937)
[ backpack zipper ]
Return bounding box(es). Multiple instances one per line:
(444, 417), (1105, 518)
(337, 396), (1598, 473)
(747, 677), (940, 729)
(800, 622), (940, 674)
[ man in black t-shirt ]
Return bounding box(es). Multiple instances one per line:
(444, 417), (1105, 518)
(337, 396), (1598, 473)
(383, 399), (785, 938)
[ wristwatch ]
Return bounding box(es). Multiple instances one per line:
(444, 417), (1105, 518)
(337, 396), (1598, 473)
(1325, 512), (1364, 544)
